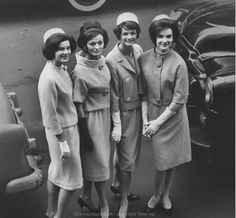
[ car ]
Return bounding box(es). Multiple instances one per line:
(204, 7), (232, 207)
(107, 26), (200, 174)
(170, 0), (235, 163)
(0, 81), (44, 195)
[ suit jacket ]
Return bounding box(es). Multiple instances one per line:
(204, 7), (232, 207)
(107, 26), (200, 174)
(106, 43), (144, 112)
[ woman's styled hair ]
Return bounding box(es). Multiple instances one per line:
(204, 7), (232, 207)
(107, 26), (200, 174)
(113, 21), (141, 40)
(149, 18), (180, 46)
(42, 34), (76, 60)
(77, 21), (109, 52)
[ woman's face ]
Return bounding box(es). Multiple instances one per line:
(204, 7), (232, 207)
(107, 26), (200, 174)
(155, 27), (173, 55)
(54, 40), (71, 66)
(120, 27), (137, 47)
(86, 34), (104, 59)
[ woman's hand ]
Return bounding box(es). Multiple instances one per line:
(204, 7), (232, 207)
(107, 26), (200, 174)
(143, 119), (162, 137)
(112, 125), (121, 143)
(59, 140), (70, 160)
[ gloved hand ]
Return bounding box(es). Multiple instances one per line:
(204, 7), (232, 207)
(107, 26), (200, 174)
(59, 140), (70, 160)
(142, 101), (149, 137)
(144, 107), (176, 137)
(111, 111), (122, 143)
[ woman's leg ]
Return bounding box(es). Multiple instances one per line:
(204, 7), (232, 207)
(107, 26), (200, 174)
(46, 180), (59, 218)
(118, 170), (131, 218)
(162, 167), (176, 209)
(53, 188), (74, 218)
(112, 149), (120, 188)
(147, 170), (166, 208)
(81, 179), (93, 202)
(94, 181), (109, 218)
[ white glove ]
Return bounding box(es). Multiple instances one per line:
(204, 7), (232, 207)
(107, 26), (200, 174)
(111, 111), (122, 143)
(144, 107), (176, 136)
(142, 101), (149, 136)
(59, 140), (70, 160)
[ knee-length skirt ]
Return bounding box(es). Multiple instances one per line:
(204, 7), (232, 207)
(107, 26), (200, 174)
(45, 124), (83, 190)
(81, 108), (111, 181)
(149, 104), (192, 171)
(114, 108), (142, 172)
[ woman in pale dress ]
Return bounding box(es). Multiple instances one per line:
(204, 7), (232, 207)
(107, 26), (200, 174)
(139, 15), (191, 215)
(38, 28), (83, 218)
(71, 21), (110, 218)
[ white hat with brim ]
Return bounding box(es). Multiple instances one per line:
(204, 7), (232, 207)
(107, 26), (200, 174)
(43, 28), (65, 44)
(116, 12), (139, 26)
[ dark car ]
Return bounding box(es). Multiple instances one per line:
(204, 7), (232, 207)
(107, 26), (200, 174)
(0, 81), (44, 195)
(170, 0), (235, 162)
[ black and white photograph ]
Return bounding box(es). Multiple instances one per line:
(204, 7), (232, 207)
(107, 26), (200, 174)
(0, 0), (234, 217)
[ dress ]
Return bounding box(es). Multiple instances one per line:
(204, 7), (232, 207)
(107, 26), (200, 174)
(139, 49), (192, 171)
(71, 51), (111, 181)
(38, 61), (83, 190)
(106, 43), (143, 172)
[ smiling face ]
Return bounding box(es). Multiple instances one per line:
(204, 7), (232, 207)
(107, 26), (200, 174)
(120, 27), (137, 47)
(53, 40), (71, 66)
(86, 34), (104, 59)
(155, 27), (173, 55)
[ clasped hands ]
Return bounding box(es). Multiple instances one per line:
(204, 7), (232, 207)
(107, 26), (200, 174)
(143, 119), (162, 138)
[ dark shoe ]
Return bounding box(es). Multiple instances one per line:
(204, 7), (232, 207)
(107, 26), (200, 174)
(77, 197), (99, 212)
(161, 205), (173, 216)
(110, 186), (140, 201)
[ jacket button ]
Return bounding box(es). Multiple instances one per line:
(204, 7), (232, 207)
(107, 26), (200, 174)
(127, 97), (131, 101)
(103, 89), (109, 96)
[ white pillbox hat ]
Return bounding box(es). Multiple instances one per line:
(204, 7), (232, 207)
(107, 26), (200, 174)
(43, 28), (65, 44)
(116, 12), (139, 26)
(152, 14), (171, 23)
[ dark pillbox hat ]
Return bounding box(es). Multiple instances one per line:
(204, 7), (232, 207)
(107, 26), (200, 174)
(80, 21), (102, 34)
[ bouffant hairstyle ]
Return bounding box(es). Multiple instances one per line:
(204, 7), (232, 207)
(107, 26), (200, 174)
(149, 18), (180, 46)
(113, 21), (141, 40)
(42, 34), (76, 60)
(77, 21), (109, 52)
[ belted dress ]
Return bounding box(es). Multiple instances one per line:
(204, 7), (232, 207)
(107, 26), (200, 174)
(71, 51), (111, 181)
(106, 43), (143, 172)
(139, 49), (192, 171)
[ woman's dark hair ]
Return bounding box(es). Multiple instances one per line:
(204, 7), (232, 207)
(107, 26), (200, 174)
(77, 27), (109, 52)
(149, 19), (180, 45)
(42, 34), (76, 60)
(113, 21), (141, 40)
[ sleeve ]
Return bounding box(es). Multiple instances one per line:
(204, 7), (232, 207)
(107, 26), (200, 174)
(71, 71), (88, 103)
(172, 61), (189, 104)
(138, 56), (148, 101)
(38, 79), (62, 135)
(106, 59), (120, 112)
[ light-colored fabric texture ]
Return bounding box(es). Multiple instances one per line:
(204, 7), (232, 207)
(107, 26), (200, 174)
(71, 52), (111, 181)
(46, 125), (83, 190)
(139, 49), (191, 171)
(106, 43), (143, 172)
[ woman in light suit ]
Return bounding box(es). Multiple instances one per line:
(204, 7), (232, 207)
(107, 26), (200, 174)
(139, 15), (191, 215)
(38, 28), (83, 218)
(106, 12), (143, 218)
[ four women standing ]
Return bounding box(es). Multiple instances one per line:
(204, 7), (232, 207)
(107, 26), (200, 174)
(38, 13), (191, 218)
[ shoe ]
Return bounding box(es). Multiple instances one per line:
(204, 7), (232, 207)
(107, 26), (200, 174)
(77, 197), (98, 212)
(110, 186), (140, 201)
(161, 205), (173, 216)
(100, 206), (109, 218)
(118, 202), (129, 218)
(146, 195), (161, 213)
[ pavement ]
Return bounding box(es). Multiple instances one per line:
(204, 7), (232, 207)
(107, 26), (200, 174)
(1, 136), (234, 218)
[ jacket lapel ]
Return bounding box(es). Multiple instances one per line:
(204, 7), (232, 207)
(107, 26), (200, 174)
(113, 44), (136, 73)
